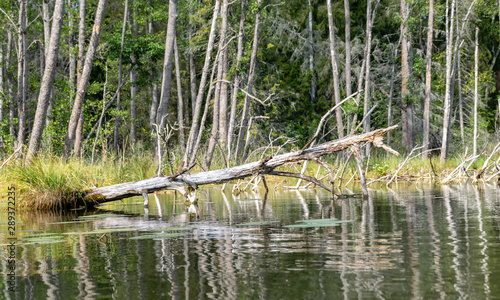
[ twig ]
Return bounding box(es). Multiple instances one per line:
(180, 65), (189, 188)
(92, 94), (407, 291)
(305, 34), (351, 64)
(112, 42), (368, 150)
(386, 145), (424, 187)
(301, 92), (358, 152)
(0, 145), (23, 169)
(269, 171), (332, 193)
(353, 104), (378, 134)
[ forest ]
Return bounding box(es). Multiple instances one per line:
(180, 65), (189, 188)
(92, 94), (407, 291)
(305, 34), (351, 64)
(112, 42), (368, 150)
(1, 0), (500, 198)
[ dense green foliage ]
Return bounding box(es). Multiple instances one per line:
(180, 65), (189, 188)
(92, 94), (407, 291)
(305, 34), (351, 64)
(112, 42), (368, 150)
(1, 0), (500, 162)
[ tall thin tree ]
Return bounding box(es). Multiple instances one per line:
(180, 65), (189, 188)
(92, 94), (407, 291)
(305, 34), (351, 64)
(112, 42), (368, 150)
(205, 0), (229, 169)
(473, 27), (479, 156)
(401, 0), (414, 152)
(422, 0), (434, 157)
(183, 0), (221, 166)
(327, 0), (344, 138)
(227, 0), (246, 164)
(235, 0), (261, 163)
(73, 0), (87, 157)
(156, 0), (177, 130)
(16, 0), (28, 148)
(64, 0), (107, 157)
(344, 0), (351, 98)
(440, 0), (456, 164)
(114, 0), (130, 152)
(27, 0), (65, 159)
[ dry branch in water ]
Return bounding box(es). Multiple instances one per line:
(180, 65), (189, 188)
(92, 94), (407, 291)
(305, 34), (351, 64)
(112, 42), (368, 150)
(81, 125), (399, 207)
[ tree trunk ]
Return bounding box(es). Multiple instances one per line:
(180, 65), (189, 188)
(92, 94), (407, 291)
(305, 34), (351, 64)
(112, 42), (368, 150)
(174, 37), (185, 151)
(188, 3), (197, 114)
(440, 0), (456, 164)
(190, 51), (220, 166)
(219, 48), (229, 144)
(387, 61), (396, 159)
(129, 1), (139, 143)
(349, 0), (378, 133)
(27, 0), (65, 159)
(82, 126), (399, 207)
(458, 47), (464, 145)
(156, 0), (177, 130)
(327, 0), (344, 139)
(205, 0), (229, 169)
(148, 14), (159, 128)
(235, 0), (261, 163)
(68, 0), (76, 100)
(227, 0), (246, 164)
(344, 0), (351, 98)
(308, 0), (316, 102)
(183, 0), (221, 166)
(72, 0), (86, 157)
(16, 0), (28, 148)
(114, 0), (130, 152)
(473, 27), (479, 156)
(401, 0), (414, 152)
(422, 0), (434, 157)
(43, 0), (53, 55)
(6, 30), (15, 138)
(64, 0), (107, 158)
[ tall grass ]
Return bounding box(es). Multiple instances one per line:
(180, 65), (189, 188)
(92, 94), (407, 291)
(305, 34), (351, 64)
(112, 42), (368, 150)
(1, 151), (157, 210)
(2, 141), (499, 210)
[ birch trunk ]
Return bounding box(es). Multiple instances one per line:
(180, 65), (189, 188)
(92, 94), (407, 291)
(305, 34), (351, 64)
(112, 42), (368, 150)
(458, 48), (464, 145)
(327, 0), (344, 138)
(387, 62), (396, 159)
(227, 0), (246, 164)
(7, 30), (15, 138)
(308, 0), (315, 102)
(205, 0), (229, 169)
(235, 0), (261, 163)
(68, 0), (76, 100)
(156, 0), (177, 130)
(401, 0), (414, 152)
(129, 2), (138, 143)
(27, 0), (65, 159)
(16, 0), (28, 148)
(188, 3), (197, 113)
(440, 0), (456, 164)
(219, 48), (229, 144)
(422, 0), (434, 157)
(349, 0), (379, 133)
(72, 0), (86, 157)
(183, 0), (221, 166)
(174, 37), (185, 151)
(344, 0), (351, 97)
(64, 0), (107, 158)
(473, 27), (479, 156)
(148, 15), (159, 128)
(114, 0), (130, 152)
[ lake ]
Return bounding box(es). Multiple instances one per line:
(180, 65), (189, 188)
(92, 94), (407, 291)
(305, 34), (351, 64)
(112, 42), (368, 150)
(1, 183), (500, 299)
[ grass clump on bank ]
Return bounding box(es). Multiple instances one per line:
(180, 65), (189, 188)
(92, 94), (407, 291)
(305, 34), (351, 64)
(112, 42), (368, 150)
(1, 152), (157, 211)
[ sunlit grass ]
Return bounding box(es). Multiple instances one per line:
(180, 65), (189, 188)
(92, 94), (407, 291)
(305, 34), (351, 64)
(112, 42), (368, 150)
(1, 143), (500, 211)
(1, 152), (157, 210)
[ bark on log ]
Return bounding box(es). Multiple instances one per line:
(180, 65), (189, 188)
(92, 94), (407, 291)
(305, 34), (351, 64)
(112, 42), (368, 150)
(82, 126), (399, 206)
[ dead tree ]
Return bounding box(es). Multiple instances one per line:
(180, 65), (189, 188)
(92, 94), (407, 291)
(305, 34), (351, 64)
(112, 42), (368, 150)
(81, 126), (399, 207)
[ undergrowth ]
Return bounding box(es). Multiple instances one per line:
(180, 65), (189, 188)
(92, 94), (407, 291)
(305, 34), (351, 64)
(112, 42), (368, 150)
(1, 145), (498, 211)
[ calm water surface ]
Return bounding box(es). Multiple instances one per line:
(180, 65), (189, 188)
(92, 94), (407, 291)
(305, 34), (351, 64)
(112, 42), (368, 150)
(1, 184), (500, 299)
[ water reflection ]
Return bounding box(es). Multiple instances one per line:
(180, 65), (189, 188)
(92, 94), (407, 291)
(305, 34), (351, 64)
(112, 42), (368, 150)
(1, 185), (500, 299)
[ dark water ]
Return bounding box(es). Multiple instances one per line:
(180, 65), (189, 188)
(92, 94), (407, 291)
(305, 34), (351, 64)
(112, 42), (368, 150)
(1, 184), (500, 299)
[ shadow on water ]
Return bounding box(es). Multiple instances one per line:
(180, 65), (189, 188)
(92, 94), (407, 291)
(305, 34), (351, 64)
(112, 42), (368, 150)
(1, 184), (500, 299)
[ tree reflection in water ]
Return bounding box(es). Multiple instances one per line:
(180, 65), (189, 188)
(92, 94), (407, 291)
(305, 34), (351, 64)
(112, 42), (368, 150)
(1, 185), (499, 299)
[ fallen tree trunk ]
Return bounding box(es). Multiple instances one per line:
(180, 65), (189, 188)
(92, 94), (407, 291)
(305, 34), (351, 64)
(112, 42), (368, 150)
(82, 125), (399, 206)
